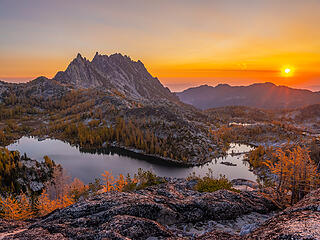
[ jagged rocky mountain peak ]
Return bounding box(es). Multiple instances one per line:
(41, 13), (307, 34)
(72, 53), (89, 64)
(51, 52), (178, 101)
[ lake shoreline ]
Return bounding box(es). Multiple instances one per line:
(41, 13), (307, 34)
(80, 145), (197, 168)
(8, 134), (258, 168)
(32, 134), (226, 167)
(8, 135), (212, 167)
(7, 136), (258, 183)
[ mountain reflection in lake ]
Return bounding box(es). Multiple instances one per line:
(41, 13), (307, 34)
(7, 137), (257, 184)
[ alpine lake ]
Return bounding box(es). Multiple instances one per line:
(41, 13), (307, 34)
(7, 136), (257, 184)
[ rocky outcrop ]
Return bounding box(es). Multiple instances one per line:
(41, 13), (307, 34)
(0, 179), (277, 239)
(197, 230), (241, 240)
(0, 148), (54, 197)
(1, 180), (319, 239)
(245, 188), (320, 240)
(0, 77), (70, 101)
(2, 181), (319, 239)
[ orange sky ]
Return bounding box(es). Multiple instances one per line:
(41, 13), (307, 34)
(1, 0), (320, 92)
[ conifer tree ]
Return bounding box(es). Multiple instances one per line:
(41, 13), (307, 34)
(102, 171), (115, 192)
(0, 193), (33, 220)
(265, 146), (320, 204)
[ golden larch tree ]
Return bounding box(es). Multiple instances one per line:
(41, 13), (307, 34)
(265, 146), (320, 205)
(102, 171), (116, 192)
(0, 193), (33, 220)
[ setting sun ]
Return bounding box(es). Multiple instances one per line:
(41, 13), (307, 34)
(281, 66), (294, 77)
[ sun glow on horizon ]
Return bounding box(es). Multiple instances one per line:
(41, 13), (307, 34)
(281, 66), (295, 77)
(1, 1), (320, 90)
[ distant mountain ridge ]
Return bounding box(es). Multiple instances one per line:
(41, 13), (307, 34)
(176, 82), (320, 109)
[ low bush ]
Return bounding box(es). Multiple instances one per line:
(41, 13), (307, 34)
(190, 170), (239, 193)
(101, 168), (166, 192)
(123, 168), (166, 191)
(135, 168), (166, 190)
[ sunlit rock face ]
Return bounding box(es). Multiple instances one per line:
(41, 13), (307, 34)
(54, 52), (178, 102)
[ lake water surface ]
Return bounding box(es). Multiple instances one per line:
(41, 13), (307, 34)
(7, 137), (257, 184)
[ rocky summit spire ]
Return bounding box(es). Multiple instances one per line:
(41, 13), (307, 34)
(76, 53), (83, 59)
(53, 53), (102, 88)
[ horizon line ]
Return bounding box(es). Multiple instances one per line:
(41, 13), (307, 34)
(1, 76), (319, 94)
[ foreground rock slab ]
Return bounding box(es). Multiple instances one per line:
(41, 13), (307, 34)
(0, 179), (277, 239)
(6, 186), (320, 239)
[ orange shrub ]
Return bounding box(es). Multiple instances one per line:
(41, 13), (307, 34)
(0, 193), (33, 220)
